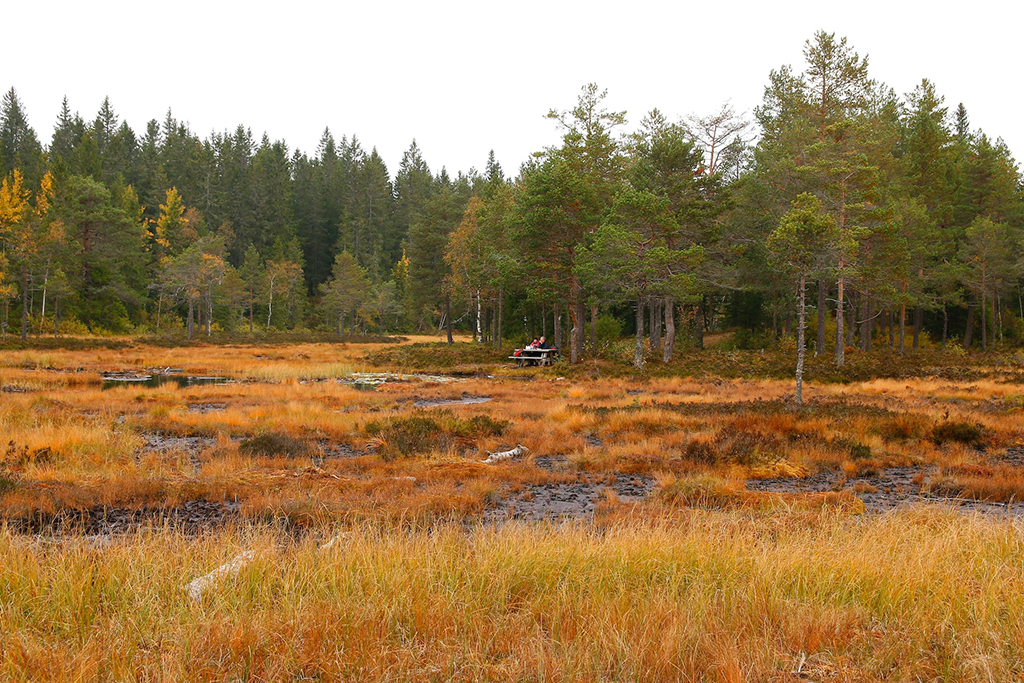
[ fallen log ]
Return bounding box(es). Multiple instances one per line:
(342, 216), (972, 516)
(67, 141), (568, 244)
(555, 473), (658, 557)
(185, 550), (255, 601)
(483, 445), (529, 464)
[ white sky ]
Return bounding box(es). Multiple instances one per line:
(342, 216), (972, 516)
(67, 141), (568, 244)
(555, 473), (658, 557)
(5, 0), (1021, 178)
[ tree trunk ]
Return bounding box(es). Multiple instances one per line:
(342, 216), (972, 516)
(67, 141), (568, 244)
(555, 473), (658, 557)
(964, 301), (975, 348)
(997, 293), (1003, 346)
(649, 297), (662, 353)
(796, 275), (806, 405)
(187, 298), (195, 341)
(899, 304), (906, 355)
(784, 312), (792, 338)
(912, 306), (922, 349)
(496, 289), (503, 349)
(590, 303), (597, 352)
(942, 305), (948, 346)
(981, 284), (987, 352)
(695, 296), (705, 349)
(542, 304), (547, 338)
(475, 289), (482, 343)
(569, 279), (584, 364)
(21, 270), (29, 341)
(554, 304), (563, 352)
(40, 273), (47, 324)
(634, 298), (645, 368)
(445, 294), (453, 344)
(663, 297), (675, 363)
(859, 298), (869, 352)
(266, 278), (275, 332)
(846, 297), (856, 348)
(866, 300), (874, 351)
(816, 279), (827, 356)
(835, 275), (845, 366)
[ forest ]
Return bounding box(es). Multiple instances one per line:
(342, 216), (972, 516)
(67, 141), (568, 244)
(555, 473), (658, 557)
(1, 31), (1021, 366)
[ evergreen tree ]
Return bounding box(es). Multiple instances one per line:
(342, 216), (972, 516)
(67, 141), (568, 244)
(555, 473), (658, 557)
(0, 88), (44, 187)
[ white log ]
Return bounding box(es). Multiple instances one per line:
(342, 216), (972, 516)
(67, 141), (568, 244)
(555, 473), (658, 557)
(185, 550), (255, 601)
(483, 445), (529, 464)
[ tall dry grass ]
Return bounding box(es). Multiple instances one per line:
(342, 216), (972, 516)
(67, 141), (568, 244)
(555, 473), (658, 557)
(2, 510), (1023, 681)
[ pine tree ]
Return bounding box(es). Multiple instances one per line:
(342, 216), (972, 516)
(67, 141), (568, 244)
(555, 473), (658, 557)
(0, 88), (44, 187)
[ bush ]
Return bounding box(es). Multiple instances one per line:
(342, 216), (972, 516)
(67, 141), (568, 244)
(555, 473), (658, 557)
(930, 421), (988, 448)
(595, 314), (623, 343)
(730, 328), (774, 350)
(365, 410), (509, 461)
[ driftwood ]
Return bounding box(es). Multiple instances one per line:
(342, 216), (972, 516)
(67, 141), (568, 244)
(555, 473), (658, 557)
(483, 445), (529, 464)
(184, 550), (256, 601)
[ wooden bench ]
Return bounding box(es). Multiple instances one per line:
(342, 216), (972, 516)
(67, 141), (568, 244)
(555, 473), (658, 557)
(509, 348), (558, 367)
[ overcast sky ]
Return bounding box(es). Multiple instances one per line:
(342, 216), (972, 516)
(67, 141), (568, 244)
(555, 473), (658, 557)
(5, 0), (1021, 178)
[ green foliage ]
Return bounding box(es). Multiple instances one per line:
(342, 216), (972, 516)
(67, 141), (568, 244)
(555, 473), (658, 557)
(365, 410), (508, 461)
(594, 314), (623, 343)
(930, 421), (988, 448)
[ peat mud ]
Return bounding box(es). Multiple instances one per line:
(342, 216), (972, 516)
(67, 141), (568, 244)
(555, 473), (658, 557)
(746, 466), (1024, 516)
(187, 402), (227, 413)
(486, 472), (656, 522)
(10, 500), (241, 536)
(141, 434), (216, 471)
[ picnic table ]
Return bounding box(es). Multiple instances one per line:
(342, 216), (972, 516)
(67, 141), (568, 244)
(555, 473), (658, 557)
(509, 347), (558, 367)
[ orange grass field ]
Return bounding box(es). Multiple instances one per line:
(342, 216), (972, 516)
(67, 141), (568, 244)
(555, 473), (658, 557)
(3, 338), (1024, 681)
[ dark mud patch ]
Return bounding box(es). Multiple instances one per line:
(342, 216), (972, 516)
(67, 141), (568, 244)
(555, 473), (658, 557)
(534, 454), (570, 471)
(187, 402), (227, 413)
(746, 466), (1024, 516)
(317, 441), (366, 460)
(487, 473), (656, 522)
(11, 500), (241, 535)
(996, 446), (1024, 467)
(142, 434), (216, 470)
(413, 394), (492, 408)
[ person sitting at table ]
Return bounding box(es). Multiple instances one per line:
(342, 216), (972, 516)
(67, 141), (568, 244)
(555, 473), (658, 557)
(538, 336), (557, 354)
(527, 338), (539, 349)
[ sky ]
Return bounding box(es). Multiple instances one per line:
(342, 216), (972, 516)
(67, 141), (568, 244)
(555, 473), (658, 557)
(5, 0), (1021, 178)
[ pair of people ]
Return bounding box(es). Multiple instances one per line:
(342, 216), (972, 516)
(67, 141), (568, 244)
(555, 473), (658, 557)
(526, 336), (553, 351)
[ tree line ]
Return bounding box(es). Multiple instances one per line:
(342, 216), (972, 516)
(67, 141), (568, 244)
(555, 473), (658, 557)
(1, 31), (1021, 371)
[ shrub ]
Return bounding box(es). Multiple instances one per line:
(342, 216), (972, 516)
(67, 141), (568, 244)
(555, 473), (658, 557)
(595, 314), (623, 343)
(878, 414), (929, 441)
(930, 421), (988, 448)
(366, 411), (510, 461)
(466, 415), (509, 437)
(0, 472), (17, 495)
(730, 328), (774, 350)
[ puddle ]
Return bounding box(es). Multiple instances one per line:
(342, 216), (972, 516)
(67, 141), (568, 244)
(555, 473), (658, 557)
(413, 394), (492, 408)
(337, 372), (465, 388)
(102, 372), (230, 390)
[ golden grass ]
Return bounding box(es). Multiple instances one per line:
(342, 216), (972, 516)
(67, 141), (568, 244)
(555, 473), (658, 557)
(3, 511), (1024, 681)
(3, 340), (1024, 516)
